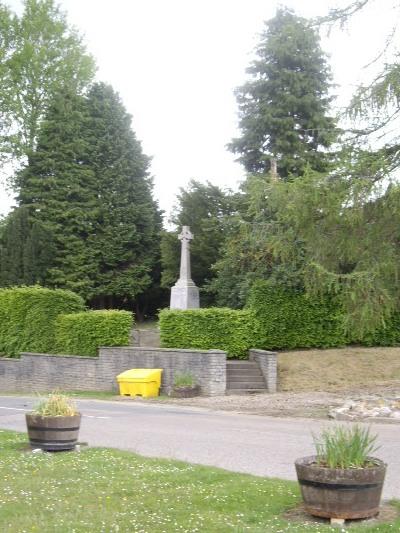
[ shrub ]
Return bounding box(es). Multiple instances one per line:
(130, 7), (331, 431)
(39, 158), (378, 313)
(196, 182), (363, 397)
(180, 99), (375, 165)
(55, 310), (133, 356)
(0, 286), (85, 357)
(159, 308), (253, 359)
(247, 280), (347, 350)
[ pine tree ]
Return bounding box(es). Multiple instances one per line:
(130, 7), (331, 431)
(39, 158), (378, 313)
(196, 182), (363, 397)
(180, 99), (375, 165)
(229, 7), (337, 178)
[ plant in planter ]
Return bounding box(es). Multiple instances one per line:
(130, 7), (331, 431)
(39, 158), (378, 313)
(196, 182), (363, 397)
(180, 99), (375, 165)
(170, 372), (200, 398)
(295, 425), (386, 522)
(26, 392), (81, 451)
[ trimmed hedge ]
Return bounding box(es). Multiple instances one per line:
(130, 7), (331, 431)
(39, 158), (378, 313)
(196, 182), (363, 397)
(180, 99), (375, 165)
(55, 310), (133, 356)
(159, 308), (253, 359)
(248, 281), (347, 350)
(0, 286), (85, 357)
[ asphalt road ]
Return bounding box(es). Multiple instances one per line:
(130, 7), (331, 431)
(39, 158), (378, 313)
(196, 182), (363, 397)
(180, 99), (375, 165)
(0, 395), (399, 499)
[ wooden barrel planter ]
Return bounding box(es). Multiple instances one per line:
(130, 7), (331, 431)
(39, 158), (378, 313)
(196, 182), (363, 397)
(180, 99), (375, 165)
(170, 385), (200, 398)
(295, 455), (386, 520)
(26, 414), (81, 451)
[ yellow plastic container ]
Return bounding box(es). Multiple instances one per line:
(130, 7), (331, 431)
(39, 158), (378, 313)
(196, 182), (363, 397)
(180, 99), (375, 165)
(116, 368), (163, 398)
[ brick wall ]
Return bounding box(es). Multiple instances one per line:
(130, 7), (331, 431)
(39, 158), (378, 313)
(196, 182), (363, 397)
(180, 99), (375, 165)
(0, 347), (226, 396)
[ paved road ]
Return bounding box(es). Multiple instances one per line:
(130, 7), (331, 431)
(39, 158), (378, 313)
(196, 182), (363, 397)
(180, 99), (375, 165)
(0, 396), (399, 499)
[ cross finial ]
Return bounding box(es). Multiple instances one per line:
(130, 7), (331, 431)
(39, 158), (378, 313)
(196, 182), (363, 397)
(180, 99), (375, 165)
(178, 226), (193, 242)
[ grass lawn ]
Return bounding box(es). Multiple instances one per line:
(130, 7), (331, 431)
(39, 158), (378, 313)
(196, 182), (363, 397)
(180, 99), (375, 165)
(0, 430), (399, 532)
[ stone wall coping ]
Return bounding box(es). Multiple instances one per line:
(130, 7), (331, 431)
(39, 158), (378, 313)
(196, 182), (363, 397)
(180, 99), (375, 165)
(0, 357), (21, 363)
(249, 349), (277, 356)
(99, 346), (226, 355)
(21, 352), (98, 361)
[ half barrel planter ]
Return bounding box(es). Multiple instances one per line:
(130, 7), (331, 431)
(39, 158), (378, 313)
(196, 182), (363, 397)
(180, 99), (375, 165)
(295, 455), (386, 520)
(26, 413), (81, 451)
(170, 385), (200, 398)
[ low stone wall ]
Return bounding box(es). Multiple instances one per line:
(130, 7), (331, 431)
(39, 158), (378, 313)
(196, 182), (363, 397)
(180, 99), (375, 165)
(0, 347), (226, 396)
(249, 349), (277, 393)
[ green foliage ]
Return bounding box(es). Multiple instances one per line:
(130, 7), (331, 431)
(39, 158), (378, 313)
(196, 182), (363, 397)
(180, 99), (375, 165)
(0, 0), (96, 164)
(0, 206), (56, 287)
(2, 83), (162, 311)
(313, 425), (379, 469)
(229, 7), (337, 178)
(0, 286), (85, 357)
(265, 169), (400, 336)
(84, 83), (162, 307)
(159, 308), (253, 359)
(173, 372), (196, 388)
(55, 310), (133, 356)
(33, 392), (78, 417)
(161, 180), (238, 306)
(248, 281), (347, 350)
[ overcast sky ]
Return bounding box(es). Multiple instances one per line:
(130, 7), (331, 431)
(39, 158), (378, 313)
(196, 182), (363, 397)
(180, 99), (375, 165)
(0, 0), (395, 223)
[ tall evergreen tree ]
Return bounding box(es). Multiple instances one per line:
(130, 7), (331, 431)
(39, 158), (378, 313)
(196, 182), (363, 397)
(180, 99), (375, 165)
(229, 7), (337, 178)
(0, 206), (55, 286)
(3, 84), (161, 310)
(16, 89), (96, 294)
(85, 83), (162, 308)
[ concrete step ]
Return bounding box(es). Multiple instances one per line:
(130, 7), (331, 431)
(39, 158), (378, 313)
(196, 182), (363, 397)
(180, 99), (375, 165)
(227, 369), (262, 377)
(226, 389), (267, 395)
(227, 375), (265, 383)
(227, 381), (266, 389)
(227, 361), (259, 367)
(226, 360), (266, 393)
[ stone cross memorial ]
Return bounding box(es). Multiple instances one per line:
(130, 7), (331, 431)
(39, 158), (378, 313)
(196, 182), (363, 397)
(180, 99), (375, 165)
(170, 226), (200, 309)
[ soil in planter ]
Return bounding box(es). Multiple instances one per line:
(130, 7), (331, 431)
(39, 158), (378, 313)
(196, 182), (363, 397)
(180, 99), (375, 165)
(283, 503), (400, 528)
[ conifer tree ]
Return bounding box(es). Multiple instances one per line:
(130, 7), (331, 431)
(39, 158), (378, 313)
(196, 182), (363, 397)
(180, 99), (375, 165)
(2, 84), (161, 309)
(84, 83), (162, 307)
(229, 8), (337, 178)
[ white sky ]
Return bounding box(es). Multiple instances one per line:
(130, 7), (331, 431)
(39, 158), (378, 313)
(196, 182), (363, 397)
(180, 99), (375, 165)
(0, 0), (396, 223)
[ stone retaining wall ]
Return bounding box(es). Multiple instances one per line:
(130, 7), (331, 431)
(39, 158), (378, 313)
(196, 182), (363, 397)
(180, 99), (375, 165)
(0, 347), (227, 396)
(249, 349), (278, 393)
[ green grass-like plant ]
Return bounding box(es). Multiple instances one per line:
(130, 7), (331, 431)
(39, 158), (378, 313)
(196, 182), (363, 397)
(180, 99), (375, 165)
(173, 372), (196, 388)
(33, 393), (79, 417)
(313, 425), (379, 469)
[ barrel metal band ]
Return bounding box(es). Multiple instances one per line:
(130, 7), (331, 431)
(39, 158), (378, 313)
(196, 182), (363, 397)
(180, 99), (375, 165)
(29, 426), (80, 432)
(299, 479), (381, 491)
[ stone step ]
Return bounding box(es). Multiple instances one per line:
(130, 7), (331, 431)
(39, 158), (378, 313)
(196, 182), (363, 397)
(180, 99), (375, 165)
(227, 375), (266, 383)
(226, 361), (258, 365)
(227, 368), (262, 377)
(227, 381), (267, 390)
(226, 389), (266, 395)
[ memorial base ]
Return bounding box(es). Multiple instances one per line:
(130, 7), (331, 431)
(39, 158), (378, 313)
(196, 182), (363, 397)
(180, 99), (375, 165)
(170, 283), (200, 310)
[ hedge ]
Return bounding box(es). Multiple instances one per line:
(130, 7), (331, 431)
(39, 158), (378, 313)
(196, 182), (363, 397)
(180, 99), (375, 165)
(0, 286), (85, 357)
(247, 280), (347, 350)
(55, 310), (133, 356)
(159, 308), (253, 359)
